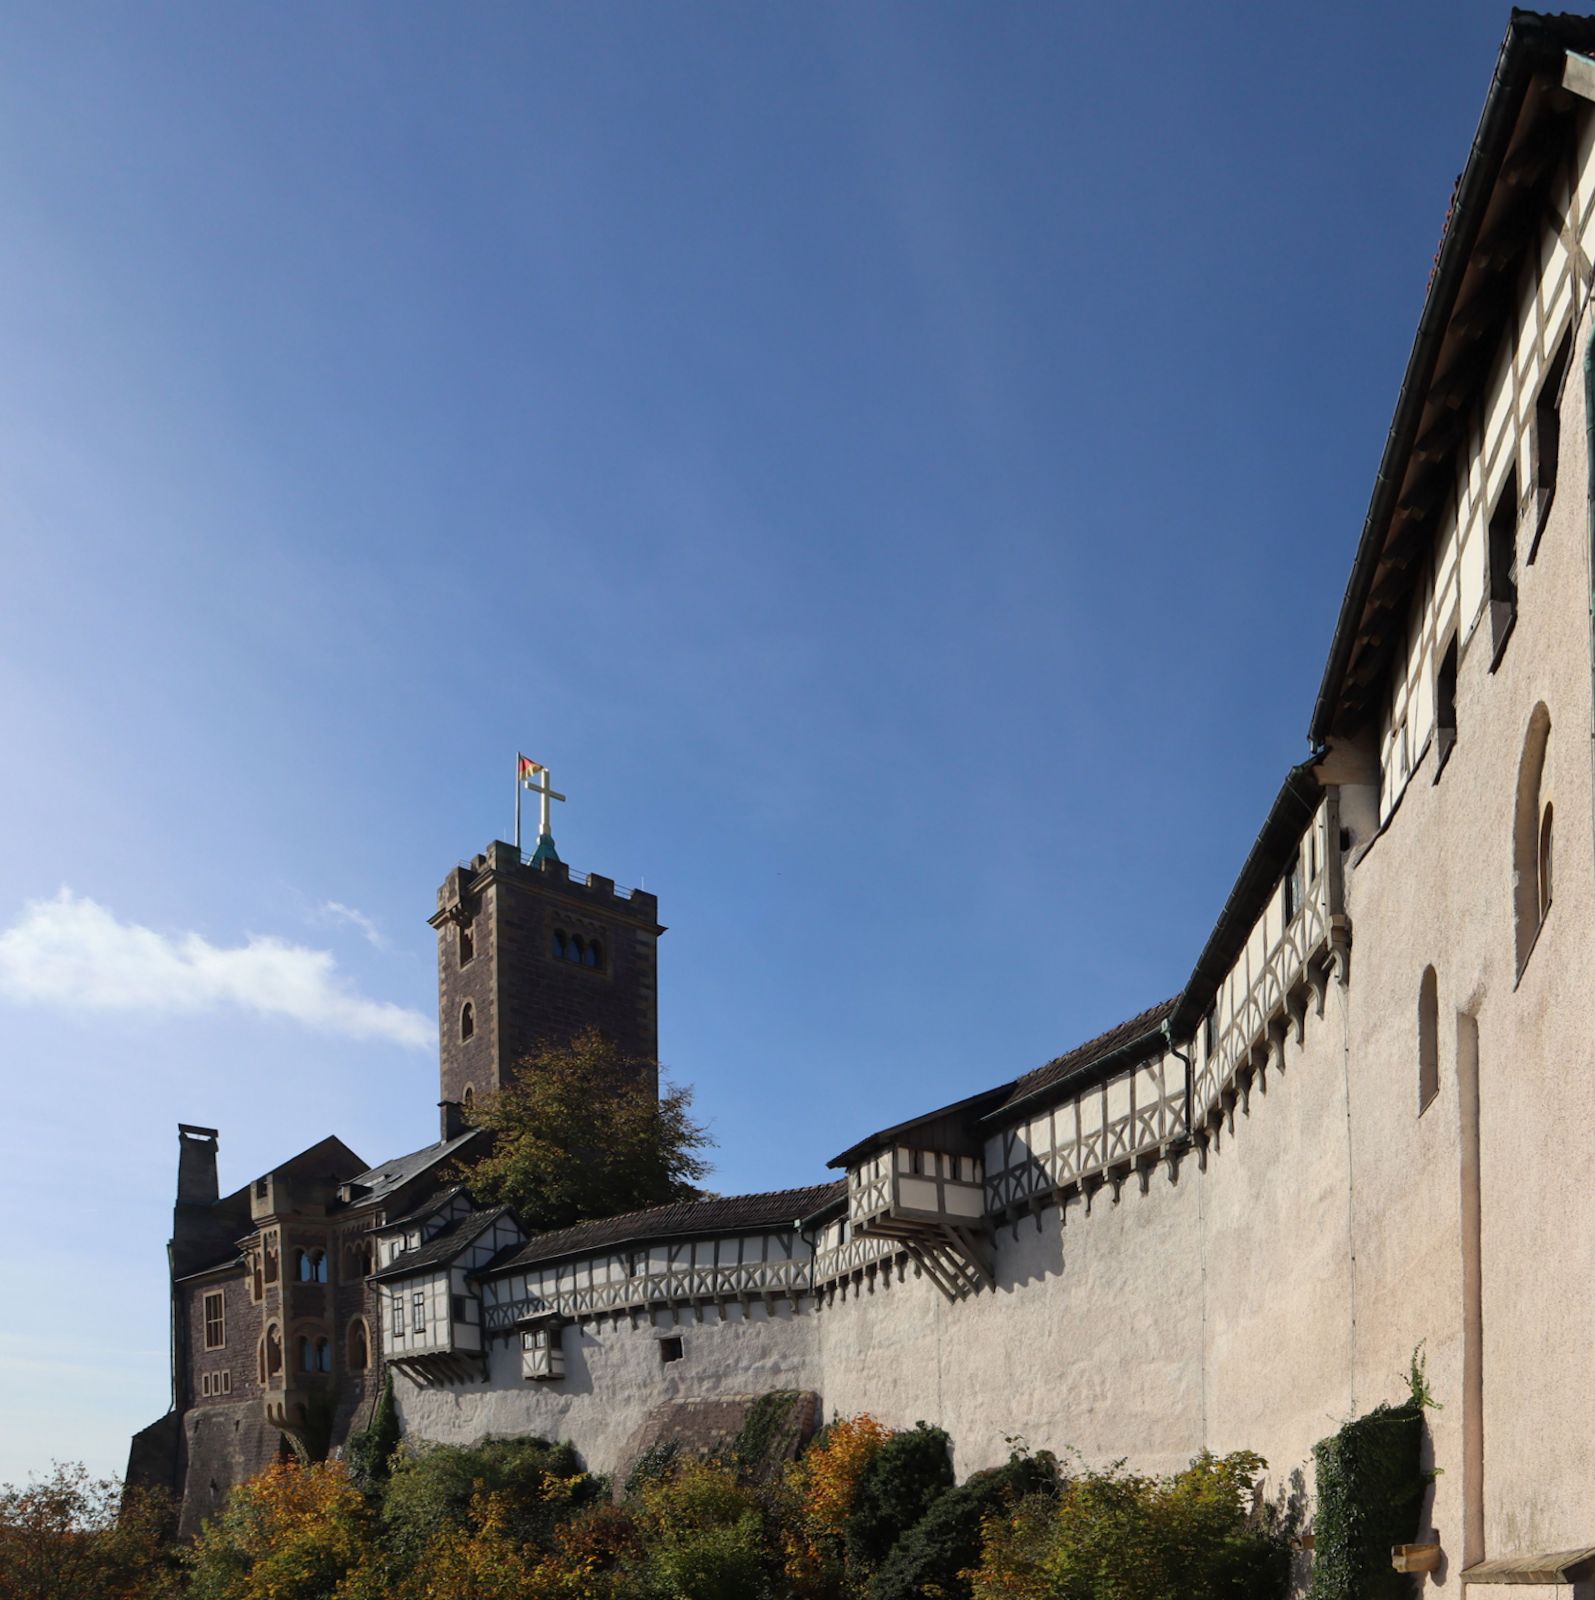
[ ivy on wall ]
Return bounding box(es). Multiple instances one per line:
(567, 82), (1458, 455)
(1308, 1354), (1434, 1600)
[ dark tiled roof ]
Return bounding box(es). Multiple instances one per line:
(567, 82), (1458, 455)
(337, 1130), (480, 1210)
(483, 1182), (845, 1275)
(369, 1205), (513, 1282)
(989, 997), (1178, 1118)
(375, 1184), (470, 1233)
(827, 1085), (1013, 1171)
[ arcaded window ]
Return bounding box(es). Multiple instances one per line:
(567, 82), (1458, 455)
(295, 1249), (311, 1282)
(552, 929), (567, 960)
(203, 1289), (225, 1350)
(348, 1320), (369, 1371)
(458, 917), (475, 965)
(1418, 967), (1439, 1114)
(315, 1337), (332, 1374)
(298, 1336), (314, 1372)
(460, 1001), (474, 1041)
(1513, 703), (1553, 974)
(585, 938), (603, 969)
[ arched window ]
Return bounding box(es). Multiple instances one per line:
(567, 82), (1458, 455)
(571, 935), (586, 964)
(1418, 966), (1439, 1114)
(311, 1249), (328, 1284)
(257, 1335), (266, 1384)
(265, 1324), (282, 1377)
(462, 1085), (475, 1113)
(458, 918), (475, 966)
(460, 1002), (475, 1042)
(295, 1249), (312, 1282)
(584, 939), (602, 969)
(348, 1320), (369, 1372)
(552, 929), (567, 960)
(1539, 803), (1554, 921)
(298, 1336), (314, 1372)
(315, 1338), (332, 1374)
(1513, 704), (1553, 974)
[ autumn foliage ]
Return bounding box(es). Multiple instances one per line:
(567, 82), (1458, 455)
(2, 1419), (1290, 1600)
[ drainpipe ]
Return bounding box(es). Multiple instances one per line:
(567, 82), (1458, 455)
(1161, 1018), (1195, 1140)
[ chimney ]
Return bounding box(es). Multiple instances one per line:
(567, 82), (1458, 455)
(176, 1124), (220, 1208)
(439, 1100), (468, 1142)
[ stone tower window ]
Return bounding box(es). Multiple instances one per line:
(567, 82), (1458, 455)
(1418, 966), (1439, 1114)
(265, 1324), (282, 1377)
(462, 1085), (475, 1113)
(460, 1002), (475, 1042)
(552, 929), (568, 960)
(348, 1319), (369, 1372)
(203, 1290), (225, 1351)
(585, 938), (604, 970)
(296, 1249), (328, 1284)
(459, 918), (475, 966)
(571, 934), (587, 964)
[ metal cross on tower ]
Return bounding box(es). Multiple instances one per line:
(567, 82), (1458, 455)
(515, 754), (566, 865)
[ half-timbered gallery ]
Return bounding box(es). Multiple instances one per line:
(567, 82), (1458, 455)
(130, 12), (1595, 1583)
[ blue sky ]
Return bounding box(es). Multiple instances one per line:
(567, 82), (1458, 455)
(0, 2), (1515, 1480)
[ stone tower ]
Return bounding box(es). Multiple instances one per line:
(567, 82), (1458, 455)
(430, 840), (664, 1132)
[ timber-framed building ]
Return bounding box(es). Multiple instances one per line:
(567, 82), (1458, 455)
(132, 13), (1595, 1583)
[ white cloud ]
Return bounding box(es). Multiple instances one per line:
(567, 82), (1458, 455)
(316, 899), (388, 950)
(0, 888), (431, 1049)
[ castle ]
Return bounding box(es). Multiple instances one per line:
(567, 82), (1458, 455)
(131, 13), (1595, 1587)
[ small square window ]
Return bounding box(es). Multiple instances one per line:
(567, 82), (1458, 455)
(659, 1335), (684, 1365)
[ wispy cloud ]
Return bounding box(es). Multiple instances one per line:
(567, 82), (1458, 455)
(0, 888), (431, 1049)
(315, 899), (388, 950)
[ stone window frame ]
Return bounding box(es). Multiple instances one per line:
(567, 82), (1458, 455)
(460, 1001), (475, 1042)
(347, 1316), (371, 1372)
(202, 1288), (226, 1351)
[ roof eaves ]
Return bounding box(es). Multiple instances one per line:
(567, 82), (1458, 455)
(1309, 11), (1570, 743)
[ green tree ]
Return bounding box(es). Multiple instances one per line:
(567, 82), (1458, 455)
(457, 1028), (713, 1231)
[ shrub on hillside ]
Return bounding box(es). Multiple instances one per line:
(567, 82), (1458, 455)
(866, 1446), (1059, 1600)
(380, 1434), (599, 1567)
(968, 1450), (1288, 1600)
(184, 1460), (378, 1600)
(631, 1456), (775, 1600)
(844, 1422), (955, 1577)
(781, 1413), (893, 1597)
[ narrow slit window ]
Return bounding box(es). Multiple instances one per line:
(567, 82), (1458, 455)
(458, 918), (475, 965)
(1436, 635), (1458, 768)
(1489, 467), (1519, 651)
(460, 1002), (474, 1042)
(1418, 966), (1439, 1114)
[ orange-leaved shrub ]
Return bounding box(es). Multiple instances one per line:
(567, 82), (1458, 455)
(780, 1413), (893, 1596)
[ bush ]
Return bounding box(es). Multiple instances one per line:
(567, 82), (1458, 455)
(845, 1422), (955, 1577)
(381, 1434), (599, 1568)
(184, 1460), (378, 1600)
(969, 1450), (1288, 1600)
(867, 1447), (1059, 1600)
(782, 1413), (893, 1597)
(632, 1457), (775, 1599)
